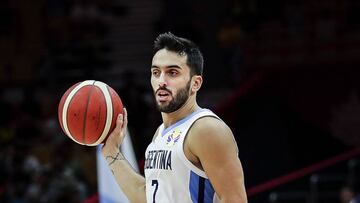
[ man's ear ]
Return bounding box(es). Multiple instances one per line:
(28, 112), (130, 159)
(191, 75), (203, 94)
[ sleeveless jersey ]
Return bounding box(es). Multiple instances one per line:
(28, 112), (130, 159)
(144, 108), (221, 203)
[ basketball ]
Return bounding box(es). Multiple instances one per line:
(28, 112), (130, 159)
(58, 80), (123, 146)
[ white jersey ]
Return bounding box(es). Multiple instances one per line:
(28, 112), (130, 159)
(144, 108), (221, 203)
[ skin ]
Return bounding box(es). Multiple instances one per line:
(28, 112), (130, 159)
(102, 48), (247, 203)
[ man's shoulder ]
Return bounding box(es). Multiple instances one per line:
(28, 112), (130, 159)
(193, 114), (226, 128)
(188, 115), (232, 140)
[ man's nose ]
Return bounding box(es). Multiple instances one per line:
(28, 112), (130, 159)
(158, 73), (167, 87)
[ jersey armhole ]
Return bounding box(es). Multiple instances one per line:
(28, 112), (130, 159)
(176, 115), (220, 178)
(152, 124), (163, 143)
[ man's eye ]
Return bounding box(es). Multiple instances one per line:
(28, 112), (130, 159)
(152, 70), (160, 76)
(169, 71), (178, 76)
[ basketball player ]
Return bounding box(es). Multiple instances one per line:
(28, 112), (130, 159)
(102, 32), (248, 203)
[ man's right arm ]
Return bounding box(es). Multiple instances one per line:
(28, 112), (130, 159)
(102, 109), (146, 203)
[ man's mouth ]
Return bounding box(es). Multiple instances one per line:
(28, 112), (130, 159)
(156, 90), (171, 102)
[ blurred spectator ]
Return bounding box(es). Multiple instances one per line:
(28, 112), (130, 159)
(340, 181), (360, 203)
(69, 0), (108, 38)
(352, 181), (360, 203)
(340, 185), (356, 203)
(217, 15), (246, 87)
(42, 0), (123, 84)
(331, 91), (360, 146)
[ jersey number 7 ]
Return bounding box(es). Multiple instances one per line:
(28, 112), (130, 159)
(152, 179), (159, 203)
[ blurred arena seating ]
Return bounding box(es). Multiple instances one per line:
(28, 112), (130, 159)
(0, 0), (359, 202)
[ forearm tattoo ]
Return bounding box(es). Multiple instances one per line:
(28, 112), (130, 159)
(106, 151), (124, 166)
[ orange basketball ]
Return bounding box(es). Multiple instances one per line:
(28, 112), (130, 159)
(58, 80), (123, 146)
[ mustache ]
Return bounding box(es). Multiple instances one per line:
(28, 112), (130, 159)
(155, 87), (172, 95)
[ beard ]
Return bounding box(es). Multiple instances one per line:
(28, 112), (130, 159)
(155, 80), (191, 113)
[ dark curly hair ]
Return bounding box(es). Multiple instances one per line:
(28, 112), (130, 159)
(153, 32), (204, 76)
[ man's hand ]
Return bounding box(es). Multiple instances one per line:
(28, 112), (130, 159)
(100, 108), (146, 203)
(102, 108), (128, 157)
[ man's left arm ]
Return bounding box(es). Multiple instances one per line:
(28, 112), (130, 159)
(188, 117), (248, 203)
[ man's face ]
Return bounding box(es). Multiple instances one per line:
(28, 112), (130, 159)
(151, 49), (192, 113)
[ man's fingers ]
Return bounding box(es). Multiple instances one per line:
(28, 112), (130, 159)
(114, 113), (123, 133)
(102, 111), (127, 154)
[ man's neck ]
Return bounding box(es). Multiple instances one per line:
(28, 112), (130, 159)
(161, 98), (200, 129)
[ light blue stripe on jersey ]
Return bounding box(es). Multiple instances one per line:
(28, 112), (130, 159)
(161, 108), (209, 136)
(189, 171), (216, 203)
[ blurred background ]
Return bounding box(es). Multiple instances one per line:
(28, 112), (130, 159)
(0, 0), (359, 202)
